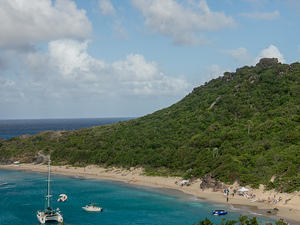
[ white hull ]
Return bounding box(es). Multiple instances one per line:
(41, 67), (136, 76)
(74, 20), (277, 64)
(57, 197), (67, 202)
(82, 206), (103, 212)
(37, 211), (63, 224)
(57, 194), (67, 202)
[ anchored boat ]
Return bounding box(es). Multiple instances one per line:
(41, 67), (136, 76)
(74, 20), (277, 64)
(37, 158), (63, 224)
(82, 203), (103, 212)
(57, 194), (68, 202)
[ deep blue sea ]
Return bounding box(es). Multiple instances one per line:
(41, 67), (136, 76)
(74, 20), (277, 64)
(0, 118), (277, 224)
(0, 118), (131, 140)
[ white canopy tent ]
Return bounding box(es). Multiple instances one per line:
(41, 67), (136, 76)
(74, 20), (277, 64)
(180, 180), (189, 186)
(238, 187), (249, 192)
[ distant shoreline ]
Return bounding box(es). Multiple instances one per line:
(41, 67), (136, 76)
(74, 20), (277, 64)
(1, 164), (299, 224)
(0, 117), (135, 121)
(0, 117), (133, 140)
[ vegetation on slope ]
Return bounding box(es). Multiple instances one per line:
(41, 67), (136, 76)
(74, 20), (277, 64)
(194, 216), (288, 225)
(1, 58), (299, 192)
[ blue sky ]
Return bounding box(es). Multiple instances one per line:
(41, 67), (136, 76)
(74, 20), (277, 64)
(0, 0), (299, 119)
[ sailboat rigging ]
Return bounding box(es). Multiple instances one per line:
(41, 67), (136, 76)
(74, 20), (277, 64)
(37, 157), (63, 224)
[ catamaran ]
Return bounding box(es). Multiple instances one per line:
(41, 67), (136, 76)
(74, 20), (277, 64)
(37, 158), (63, 224)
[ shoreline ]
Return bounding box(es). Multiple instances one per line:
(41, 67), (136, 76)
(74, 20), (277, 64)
(1, 163), (299, 224)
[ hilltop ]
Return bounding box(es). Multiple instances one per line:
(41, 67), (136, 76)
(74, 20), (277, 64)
(1, 58), (299, 192)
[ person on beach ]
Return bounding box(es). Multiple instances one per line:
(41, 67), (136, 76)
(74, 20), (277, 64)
(226, 189), (229, 202)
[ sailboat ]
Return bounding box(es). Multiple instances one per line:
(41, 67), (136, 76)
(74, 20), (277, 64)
(37, 158), (63, 224)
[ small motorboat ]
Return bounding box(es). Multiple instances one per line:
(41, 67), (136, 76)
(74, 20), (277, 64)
(212, 209), (228, 216)
(82, 203), (103, 212)
(57, 194), (68, 202)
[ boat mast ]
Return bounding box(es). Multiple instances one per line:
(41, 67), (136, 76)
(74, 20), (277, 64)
(46, 157), (51, 209)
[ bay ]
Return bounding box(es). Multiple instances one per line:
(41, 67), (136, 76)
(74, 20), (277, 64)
(0, 170), (275, 225)
(0, 119), (277, 224)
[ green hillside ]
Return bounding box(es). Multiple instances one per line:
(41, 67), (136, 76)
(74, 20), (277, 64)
(1, 58), (299, 192)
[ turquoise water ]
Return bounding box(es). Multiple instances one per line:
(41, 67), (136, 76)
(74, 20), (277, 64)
(0, 170), (276, 225)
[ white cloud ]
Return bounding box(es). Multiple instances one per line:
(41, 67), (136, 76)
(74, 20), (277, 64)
(240, 10), (280, 20)
(0, 75), (24, 105)
(2, 39), (190, 105)
(255, 45), (285, 63)
(98, 1), (128, 39)
(0, 0), (92, 50)
(225, 45), (285, 66)
(98, 0), (115, 16)
(226, 47), (252, 63)
(0, 55), (9, 71)
(131, 0), (235, 46)
(205, 64), (229, 81)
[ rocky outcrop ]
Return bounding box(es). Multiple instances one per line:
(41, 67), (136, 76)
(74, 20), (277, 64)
(256, 58), (279, 68)
(200, 173), (224, 190)
(34, 156), (45, 164)
(208, 96), (221, 110)
(34, 152), (48, 164)
(18, 134), (31, 139)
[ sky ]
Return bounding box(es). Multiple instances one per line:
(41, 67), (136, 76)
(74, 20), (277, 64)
(0, 0), (299, 119)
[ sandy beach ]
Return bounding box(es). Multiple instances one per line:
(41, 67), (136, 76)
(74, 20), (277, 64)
(1, 163), (299, 224)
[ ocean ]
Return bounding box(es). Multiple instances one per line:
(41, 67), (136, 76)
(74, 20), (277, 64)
(0, 118), (131, 140)
(0, 118), (276, 224)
